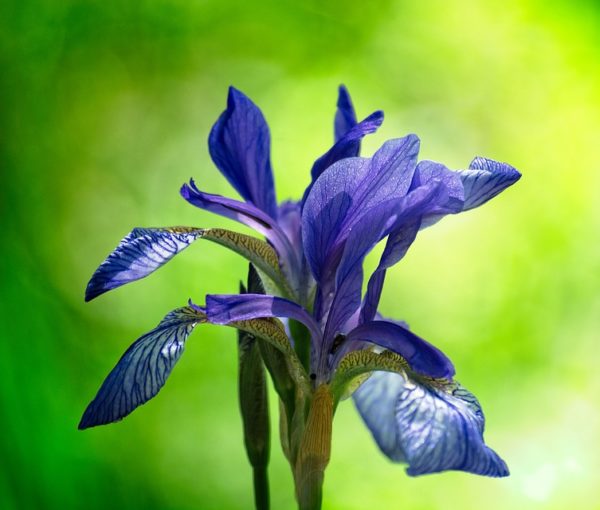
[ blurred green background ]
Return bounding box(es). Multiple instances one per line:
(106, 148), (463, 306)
(2, 0), (600, 508)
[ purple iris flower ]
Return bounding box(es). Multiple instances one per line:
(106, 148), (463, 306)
(81, 85), (520, 485)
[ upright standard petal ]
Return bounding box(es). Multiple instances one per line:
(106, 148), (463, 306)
(302, 135), (420, 284)
(460, 157), (521, 211)
(309, 111), (384, 185)
(334, 85), (357, 142)
(354, 371), (508, 477)
(345, 321), (454, 379)
(209, 87), (277, 217)
(320, 198), (401, 344)
(79, 306), (205, 429)
(85, 227), (203, 301)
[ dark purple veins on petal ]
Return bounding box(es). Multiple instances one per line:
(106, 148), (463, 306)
(85, 227), (204, 302)
(460, 157), (521, 210)
(79, 306), (204, 429)
(354, 371), (509, 477)
(208, 87), (277, 218)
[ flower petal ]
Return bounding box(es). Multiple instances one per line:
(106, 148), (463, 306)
(360, 182), (446, 323)
(205, 294), (321, 342)
(79, 306), (205, 429)
(334, 85), (358, 143)
(302, 135), (420, 285)
(330, 349), (409, 403)
(85, 227), (203, 301)
(460, 157), (521, 211)
(309, 110), (384, 185)
(209, 86), (277, 217)
(181, 180), (298, 277)
(411, 160), (465, 216)
(85, 226), (287, 301)
(353, 371), (509, 477)
(181, 180), (278, 236)
(346, 320), (454, 379)
(321, 198), (402, 342)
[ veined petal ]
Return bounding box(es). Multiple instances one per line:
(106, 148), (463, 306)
(359, 157), (519, 321)
(181, 180), (278, 235)
(205, 294), (321, 343)
(354, 371), (509, 477)
(209, 87), (277, 217)
(321, 198), (401, 343)
(85, 227), (203, 301)
(181, 180), (299, 277)
(360, 182), (445, 323)
(302, 135), (420, 284)
(334, 85), (357, 143)
(79, 306), (205, 429)
(310, 110), (384, 184)
(345, 320), (454, 379)
(85, 226), (287, 301)
(411, 160), (465, 216)
(195, 295), (310, 388)
(460, 157), (521, 211)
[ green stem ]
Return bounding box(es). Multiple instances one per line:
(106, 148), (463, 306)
(289, 320), (311, 373)
(294, 385), (332, 510)
(296, 470), (324, 510)
(252, 465), (270, 510)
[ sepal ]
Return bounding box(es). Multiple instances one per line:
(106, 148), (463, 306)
(79, 306), (205, 429)
(354, 371), (509, 477)
(85, 227), (203, 301)
(85, 226), (288, 301)
(460, 157), (521, 210)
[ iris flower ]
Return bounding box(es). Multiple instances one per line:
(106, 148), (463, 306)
(80, 86), (520, 510)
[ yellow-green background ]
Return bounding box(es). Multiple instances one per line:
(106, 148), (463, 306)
(2, 0), (599, 508)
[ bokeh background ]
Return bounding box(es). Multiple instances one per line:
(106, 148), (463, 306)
(2, 0), (600, 508)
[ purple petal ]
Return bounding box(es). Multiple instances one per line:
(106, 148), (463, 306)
(345, 320), (454, 379)
(334, 85), (358, 143)
(205, 294), (321, 342)
(309, 111), (384, 186)
(322, 198), (402, 343)
(460, 157), (521, 210)
(411, 160), (465, 216)
(360, 182), (445, 322)
(359, 221), (420, 324)
(181, 179), (275, 235)
(354, 371), (509, 477)
(277, 200), (303, 258)
(208, 87), (277, 217)
(79, 306), (204, 429)
(181, 180), (298, 274)
(302, 135), (420, 285)
(85, 227), (203, 301)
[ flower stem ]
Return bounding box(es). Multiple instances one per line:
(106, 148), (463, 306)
(290, 320), (311, 373)
(294, 385), (333, 510)
(252, 465), (270, 510)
